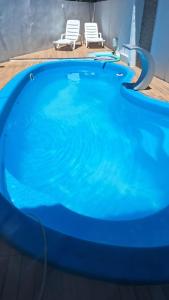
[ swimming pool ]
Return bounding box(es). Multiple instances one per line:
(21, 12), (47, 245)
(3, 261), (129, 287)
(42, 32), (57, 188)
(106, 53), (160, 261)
(1, 59), (169, 283)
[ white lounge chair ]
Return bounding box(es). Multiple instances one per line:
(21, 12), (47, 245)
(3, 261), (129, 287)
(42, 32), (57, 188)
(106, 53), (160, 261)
(84, 23), (105, 48)
(53, 20), (81, 50)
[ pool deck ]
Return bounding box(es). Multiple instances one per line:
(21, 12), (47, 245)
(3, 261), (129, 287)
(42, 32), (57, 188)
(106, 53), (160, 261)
(0, 237), (169, 300)
(0, 45), (169, 299)
(0, 45), (169, 101)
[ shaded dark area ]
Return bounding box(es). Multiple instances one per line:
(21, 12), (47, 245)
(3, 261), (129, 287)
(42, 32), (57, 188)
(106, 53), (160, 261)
(136, 0), (158, 67)
(139, 0), (158, 52)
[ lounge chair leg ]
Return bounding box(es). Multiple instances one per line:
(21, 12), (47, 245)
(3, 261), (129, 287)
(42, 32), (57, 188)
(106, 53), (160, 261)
(71, 42), (75, 50)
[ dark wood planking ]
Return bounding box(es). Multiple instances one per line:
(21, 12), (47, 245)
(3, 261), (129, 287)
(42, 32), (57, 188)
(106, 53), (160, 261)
(33, 260), (46, 300)
(148, 285), (167, 300)
(119, 285), (137, 300)
(17, 255), (38, 300)
(161, 285), (169, 299)
(1, 254), (22, 300)
(43, 267), (121, 300)
(0, 257), (9, 299)
(134, 285), (154, 300)
(0, 237), (168, 300)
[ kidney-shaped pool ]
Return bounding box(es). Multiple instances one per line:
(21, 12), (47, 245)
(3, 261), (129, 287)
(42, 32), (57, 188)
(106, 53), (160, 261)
(1, 59), (169, 283)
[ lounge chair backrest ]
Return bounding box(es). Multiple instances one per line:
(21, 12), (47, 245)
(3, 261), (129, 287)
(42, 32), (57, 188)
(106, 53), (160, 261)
(65, 20), (80, 41)
(85, 23), (99, 39)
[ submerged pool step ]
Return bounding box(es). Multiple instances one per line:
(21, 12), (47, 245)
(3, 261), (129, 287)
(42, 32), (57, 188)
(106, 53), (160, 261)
(4, 168), (51, 212)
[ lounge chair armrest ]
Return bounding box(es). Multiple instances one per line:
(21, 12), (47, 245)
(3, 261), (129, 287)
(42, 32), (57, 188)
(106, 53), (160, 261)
(61, 33), (66, 39)
(98, 32), (102, 38)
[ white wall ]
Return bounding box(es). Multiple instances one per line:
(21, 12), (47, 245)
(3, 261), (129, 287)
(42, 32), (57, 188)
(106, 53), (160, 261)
(0, 0), (90, 62)
(94, 0), (145, 65)
(151, 0), (169, 82)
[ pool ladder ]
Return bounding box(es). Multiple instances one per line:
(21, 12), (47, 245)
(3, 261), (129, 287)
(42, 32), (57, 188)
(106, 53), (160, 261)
(29, 73), (35, 80)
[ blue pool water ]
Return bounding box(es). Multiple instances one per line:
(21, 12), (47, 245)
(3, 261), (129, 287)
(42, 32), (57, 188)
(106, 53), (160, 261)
(1, 60), (169, 283)
(3, 64), (167, 220)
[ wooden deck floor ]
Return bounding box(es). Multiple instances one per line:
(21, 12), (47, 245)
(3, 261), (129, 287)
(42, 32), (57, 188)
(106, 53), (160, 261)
(1, 45), (169, 299)
(0, 237), (169, 300)
(0, 45), (169, 101)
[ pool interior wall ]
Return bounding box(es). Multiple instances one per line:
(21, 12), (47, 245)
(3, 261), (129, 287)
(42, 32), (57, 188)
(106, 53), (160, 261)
(1, 60), (169, 283)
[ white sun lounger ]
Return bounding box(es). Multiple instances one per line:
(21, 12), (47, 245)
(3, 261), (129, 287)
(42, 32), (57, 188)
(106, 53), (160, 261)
(84, 23), (105, 48)
(53, 20), (82, 50)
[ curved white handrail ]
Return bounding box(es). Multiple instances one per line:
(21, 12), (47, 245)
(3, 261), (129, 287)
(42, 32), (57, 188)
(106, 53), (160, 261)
(123, 45), (155, 90)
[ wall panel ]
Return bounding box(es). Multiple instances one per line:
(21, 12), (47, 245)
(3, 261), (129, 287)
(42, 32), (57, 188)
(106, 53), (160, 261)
(0, 0), (90, 62)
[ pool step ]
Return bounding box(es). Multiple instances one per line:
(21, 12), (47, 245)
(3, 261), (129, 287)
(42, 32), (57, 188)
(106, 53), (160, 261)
(4, 168), (51, 211)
